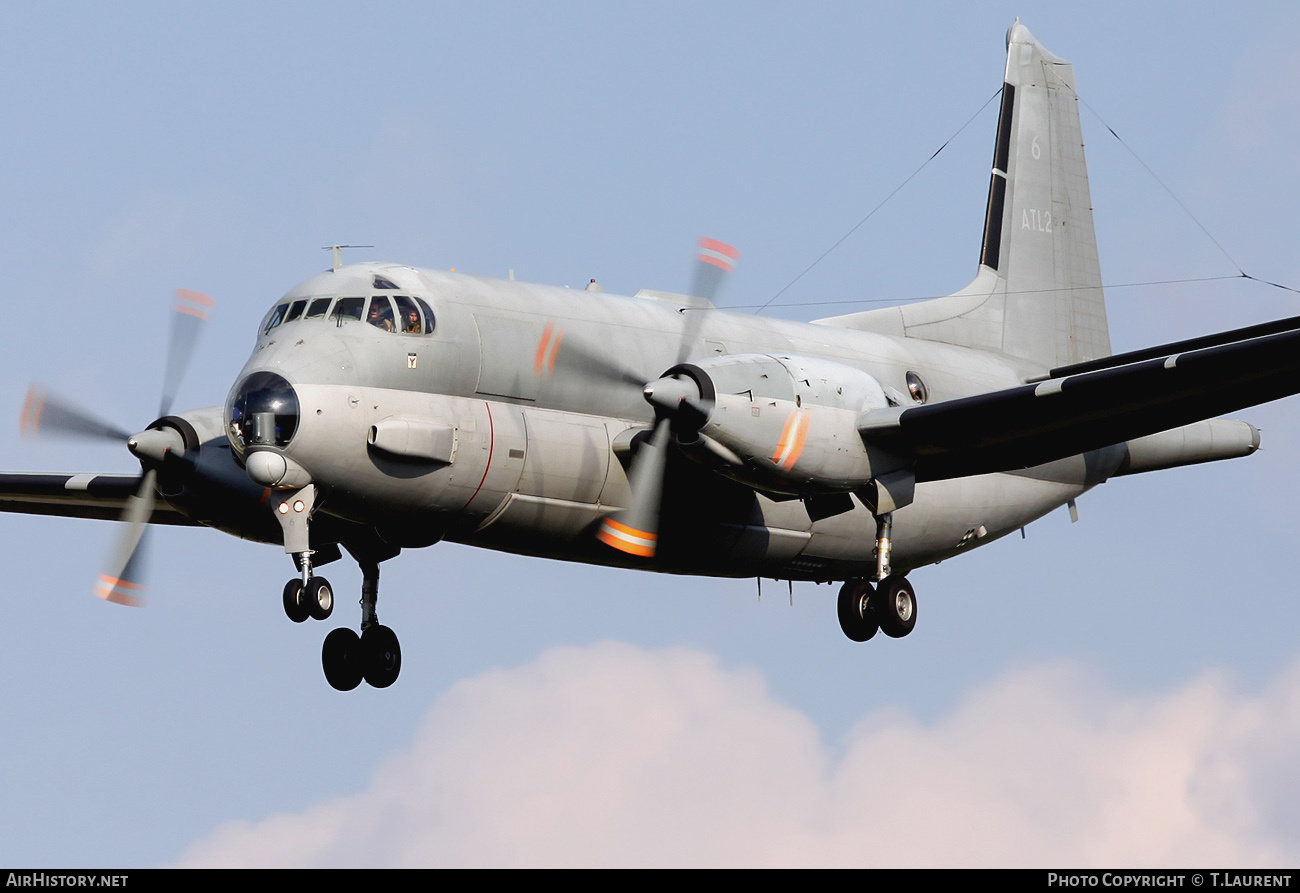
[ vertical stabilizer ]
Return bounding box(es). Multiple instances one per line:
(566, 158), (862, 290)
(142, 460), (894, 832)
(816, 22), (1111, 371)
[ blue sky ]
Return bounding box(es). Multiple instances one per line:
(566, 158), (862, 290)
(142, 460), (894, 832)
(3, 1), (1300, 867)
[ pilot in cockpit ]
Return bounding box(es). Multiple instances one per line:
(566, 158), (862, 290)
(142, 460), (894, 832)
(401, 307), (421, 334)
(367, 300), (395, 332)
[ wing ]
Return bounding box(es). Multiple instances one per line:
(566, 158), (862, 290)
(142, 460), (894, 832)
(860, 324), (1300, 482)
(0, 472), (198, 525)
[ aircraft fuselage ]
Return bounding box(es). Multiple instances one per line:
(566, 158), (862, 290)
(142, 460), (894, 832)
(211, 262), (1112, 582)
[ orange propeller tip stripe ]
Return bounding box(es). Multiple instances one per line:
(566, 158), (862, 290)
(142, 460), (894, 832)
(19, 385), (44, 435)
(95, 574), (146, 607)
(696, 237), (740, 259)
(174, 288), (215, 306)
(597, 519), (658, 558)
(696, 238), (740, 273)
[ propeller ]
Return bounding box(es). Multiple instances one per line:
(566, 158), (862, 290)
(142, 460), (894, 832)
(160, 289), (214, 417)
(21, 289), (212, 605)
(677, 237), (739, 365)
(598, 239), (737, 558)
(20, 387), (132, 443)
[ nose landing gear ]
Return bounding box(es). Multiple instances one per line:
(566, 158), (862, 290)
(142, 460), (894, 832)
(282, 576), (333, 623)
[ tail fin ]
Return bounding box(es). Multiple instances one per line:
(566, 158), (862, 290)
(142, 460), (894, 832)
(816, 21), (1111, 371)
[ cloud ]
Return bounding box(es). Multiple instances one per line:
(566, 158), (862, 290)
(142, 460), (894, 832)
(173, 643), (1300, 867)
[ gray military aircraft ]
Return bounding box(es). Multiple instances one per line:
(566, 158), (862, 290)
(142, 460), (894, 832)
(7, 22), (1298, 691)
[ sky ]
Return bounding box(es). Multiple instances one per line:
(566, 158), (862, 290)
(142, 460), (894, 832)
(2, 1), (1300, 868)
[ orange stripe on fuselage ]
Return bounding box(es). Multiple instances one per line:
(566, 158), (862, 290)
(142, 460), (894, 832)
(534, 323), (555, 376)
(547, 328), (564, 375)
(787, 411), (810, 469)
(771, 409), (810, 470)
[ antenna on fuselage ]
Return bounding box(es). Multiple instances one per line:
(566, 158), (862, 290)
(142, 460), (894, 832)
(322, 245), (375, 272)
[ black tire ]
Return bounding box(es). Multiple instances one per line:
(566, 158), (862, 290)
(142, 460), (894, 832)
(307, 577), (333, 621)
(282, 579), (309, 623)
(837, 579), (878, 642)
(322, 628), (363, 691)
(876, 576), (917, 638)
(361, 624), (402, 689)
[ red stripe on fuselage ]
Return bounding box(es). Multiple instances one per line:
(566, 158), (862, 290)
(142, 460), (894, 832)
(459, 401), (496, 513)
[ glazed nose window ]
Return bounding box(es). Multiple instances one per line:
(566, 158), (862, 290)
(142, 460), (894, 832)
(226, 371), (300, 454)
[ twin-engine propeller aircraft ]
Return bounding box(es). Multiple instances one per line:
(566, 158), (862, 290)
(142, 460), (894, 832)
(9, 22), (1300, 691)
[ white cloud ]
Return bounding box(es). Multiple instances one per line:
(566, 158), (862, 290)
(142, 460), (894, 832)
(173, 643), (1300, 868)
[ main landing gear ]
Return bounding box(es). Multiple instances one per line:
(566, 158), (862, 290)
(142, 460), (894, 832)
(317, 557), (401, 692)
(837, 509), (918, 642)
(837, 576), (917, 641)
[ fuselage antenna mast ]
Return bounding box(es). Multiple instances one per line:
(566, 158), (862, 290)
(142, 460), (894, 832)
(323, 245), (375, 273)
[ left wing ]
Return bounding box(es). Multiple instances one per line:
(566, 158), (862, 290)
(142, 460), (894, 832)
(860, 324), (1300, 481)
(0, 472), (197, 525)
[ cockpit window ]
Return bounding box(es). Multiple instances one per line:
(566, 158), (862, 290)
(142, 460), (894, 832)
(393, 295), (422, 333)
(330, 297), (365, 324)
(373, 274), (399, 290)
(263, 303), (289, 334)
(367, 296), (396, 331)
(305, 297), (332, 319)
(415, 297), (437, 333)
(284, 299), (307, 322)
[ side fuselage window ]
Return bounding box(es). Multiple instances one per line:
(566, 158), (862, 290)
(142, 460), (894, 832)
(367, 296), (396, 331)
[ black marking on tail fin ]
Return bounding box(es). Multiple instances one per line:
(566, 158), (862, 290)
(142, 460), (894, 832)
(980, 174), (1008, 271)
(993, 84), (1014, 173)
(979, 84), (1015, 272)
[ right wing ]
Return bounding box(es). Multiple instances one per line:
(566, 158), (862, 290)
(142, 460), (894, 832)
(0, 472), (197, 525)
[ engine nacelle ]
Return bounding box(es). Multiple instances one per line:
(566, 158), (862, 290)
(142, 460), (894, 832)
(662, 354), (904, 497)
